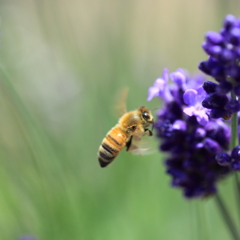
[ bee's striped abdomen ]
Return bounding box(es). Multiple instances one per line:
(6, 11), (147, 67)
(98, 126), (128, 168)
(98, 142), (119, 168)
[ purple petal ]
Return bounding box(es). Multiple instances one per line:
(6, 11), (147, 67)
(216, 152), (231, 166)
(203, 138), (221, 154)
(147, 86), (159, 101)
(196, 86), (205, 96)
(230, 27), (240, 45)
(162, 68), (169, 82)
(172, 120), (186, 131)
(184, 106), (209, 126)
(154, 78), (166, 89)
(224, 14), (236, 30)
(147, 74), (173, 102)
(183, 89), (198, 106)
(202, 42), (222, 57)
(221, 49), (235, 61)
(195, 128), (206, 139)
(170, 71), (186, 88)
(147, 78), (165, 101)
(205, 31), (223, 45)
(183, 106), (195, 116)
(196, 86), (207, 102)
(196, 112), (209, 126)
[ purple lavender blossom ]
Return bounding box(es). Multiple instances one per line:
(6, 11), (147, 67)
(199, 14), (240, 120)
(147, 68), (173, 103)
(216, 145), (240, 171)
(183, 87), (209, 125)
(148, 69), (231, 198)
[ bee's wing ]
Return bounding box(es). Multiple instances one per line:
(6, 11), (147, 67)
(113, 87), (129, 118)
(127, 131), (156, 155)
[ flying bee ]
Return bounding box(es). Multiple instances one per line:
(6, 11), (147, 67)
(98, 105), (154, 168)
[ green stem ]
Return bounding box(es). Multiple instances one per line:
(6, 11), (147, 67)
(231, 112), (238, 149)
(215, 193), (240, 240)
(230, 92), (238, 149)
(234, 173), (240, 199)
(234, 169), (240, 226)
(231, 91), (240, 225)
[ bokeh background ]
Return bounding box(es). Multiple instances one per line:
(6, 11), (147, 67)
(0, 0), (240, 239)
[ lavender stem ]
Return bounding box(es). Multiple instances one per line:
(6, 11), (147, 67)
(215, 193), (240, 240)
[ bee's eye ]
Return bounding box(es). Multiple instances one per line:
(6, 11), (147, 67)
(131, 126), (137, 131)
(142, 111), (150, 120)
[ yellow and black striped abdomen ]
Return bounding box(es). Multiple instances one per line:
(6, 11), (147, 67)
(98, 125), (129, 168)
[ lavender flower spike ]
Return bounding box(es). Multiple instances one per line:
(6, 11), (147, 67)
(199, 14), (240, 119)
(183, 86), (209, 125)
(148, 68), (231, 198)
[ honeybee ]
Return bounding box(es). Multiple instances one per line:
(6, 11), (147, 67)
(98, 105), (154, 168)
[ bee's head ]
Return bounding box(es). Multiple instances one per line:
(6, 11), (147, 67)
(138, 106), (154, 125)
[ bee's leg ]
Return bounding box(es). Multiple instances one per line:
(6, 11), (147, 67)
(145, 129), (152, 136)
(126, 136), (133, 151)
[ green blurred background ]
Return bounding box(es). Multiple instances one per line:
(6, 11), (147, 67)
(0, 0), (240, 239)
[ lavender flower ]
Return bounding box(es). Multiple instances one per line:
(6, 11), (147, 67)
(183, 87), (209, 125)
(216, 145), (240, 171)
(148, 69), (231, 198)
(147, 68), (173, 103)
(147, 14), (240, 239)
(196, 14), (240, 175)
(199, 14), (240, 120)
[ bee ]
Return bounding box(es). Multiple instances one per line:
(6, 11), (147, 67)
(98, 106), (154, 168)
